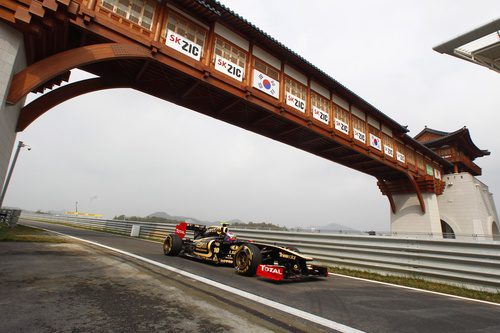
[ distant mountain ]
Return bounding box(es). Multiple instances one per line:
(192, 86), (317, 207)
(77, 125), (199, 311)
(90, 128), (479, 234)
(308, 222), (359, 232)
(147, 212), (210, 225)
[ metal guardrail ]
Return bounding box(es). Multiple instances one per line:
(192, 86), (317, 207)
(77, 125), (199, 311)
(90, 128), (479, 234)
(20, 213), (500, 292)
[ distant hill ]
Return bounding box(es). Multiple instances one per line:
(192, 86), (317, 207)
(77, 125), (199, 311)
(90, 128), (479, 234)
(147, 212), (209, 224)
(308, 222), (359, 233)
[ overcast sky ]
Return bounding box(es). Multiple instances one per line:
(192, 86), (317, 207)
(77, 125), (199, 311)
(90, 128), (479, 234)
(4, 0), (500, 231)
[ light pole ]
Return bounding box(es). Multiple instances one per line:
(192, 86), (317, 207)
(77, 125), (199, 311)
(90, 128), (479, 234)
(0, 141), (31, 208)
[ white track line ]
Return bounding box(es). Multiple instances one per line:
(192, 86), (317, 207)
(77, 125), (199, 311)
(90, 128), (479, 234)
(36, 226), (365, 333)
(330, 273), (500, 307)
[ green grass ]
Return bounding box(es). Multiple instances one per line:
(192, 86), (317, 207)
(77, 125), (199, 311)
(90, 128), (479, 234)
(329, 266), (500, 304)
(0, 224), (65, 243)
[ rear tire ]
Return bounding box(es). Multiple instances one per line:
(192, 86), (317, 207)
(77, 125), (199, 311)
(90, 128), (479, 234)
(163, 233), (182, 256)
(234, 243), (261, 276)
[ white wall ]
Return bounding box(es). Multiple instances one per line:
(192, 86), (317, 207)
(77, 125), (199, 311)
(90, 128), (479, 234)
(0, 22), (26, 197)
(438, 172), (499, 240)
(390, 193), (442, 236)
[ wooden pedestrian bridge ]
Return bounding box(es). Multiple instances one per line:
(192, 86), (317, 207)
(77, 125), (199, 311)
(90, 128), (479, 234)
(0, 0), (453, 214)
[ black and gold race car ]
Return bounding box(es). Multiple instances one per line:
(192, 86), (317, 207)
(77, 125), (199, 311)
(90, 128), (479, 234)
(162, 222), (328, 281)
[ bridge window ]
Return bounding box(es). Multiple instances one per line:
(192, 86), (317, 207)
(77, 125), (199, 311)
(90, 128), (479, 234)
(416, 153), (425, 172)
(333, 104), (350, 135)
(254, 58), (279, 81)
(311, 92), (331, 125)
(101, 0), (155, 30)
(352, 115), (366, 143)
(382, 134), (394, 157)
(214, 37), (247, 68)
(166, 11), (207, 50)
(406, 148), (415, 166)
(285, 77), (307, 113)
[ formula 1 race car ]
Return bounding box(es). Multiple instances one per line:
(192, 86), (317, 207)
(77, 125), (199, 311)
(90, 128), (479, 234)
(162, 222), (328, 281)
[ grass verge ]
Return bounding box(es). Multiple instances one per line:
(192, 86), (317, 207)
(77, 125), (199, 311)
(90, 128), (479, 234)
(329, 266), (500, 304)
(0, 224), (66, 243)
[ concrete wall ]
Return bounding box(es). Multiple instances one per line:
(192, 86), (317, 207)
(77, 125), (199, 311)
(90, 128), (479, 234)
(390, 193), (442, 236)
(0, 22), (26, 194)
(390, 172), (499, 240)
(438, 172), (499, 240)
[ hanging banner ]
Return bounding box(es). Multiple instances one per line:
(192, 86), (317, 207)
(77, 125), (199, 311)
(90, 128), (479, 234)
(353, 128), (366, 143)
(396, 151), (406, 163)
(312, 106), (329, 125)
(334, 118), (349, 135)
(286, 92), (306, 113)
(434, 168), (441, 179)
(384, 145), (394, 157)
(215, 54), (244, 81)
(253, 69), (279, 99)
(426, 164), (434, 176)
(370, 133), (382, 150)
(165, 30), (202, 61)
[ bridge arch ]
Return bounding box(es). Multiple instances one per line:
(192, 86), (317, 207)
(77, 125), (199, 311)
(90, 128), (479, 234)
(490, 220), (499, 240)
(7, 43), (153, 106)
(439, 215), (461, 239)
(17, 77), (132, 131)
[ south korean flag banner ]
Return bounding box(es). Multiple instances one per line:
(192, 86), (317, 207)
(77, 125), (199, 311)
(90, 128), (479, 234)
(370, 133), (382, 151)
(253, 69), (279, 99)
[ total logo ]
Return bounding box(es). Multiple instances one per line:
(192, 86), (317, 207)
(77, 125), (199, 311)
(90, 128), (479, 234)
(261, 265), (283, 274)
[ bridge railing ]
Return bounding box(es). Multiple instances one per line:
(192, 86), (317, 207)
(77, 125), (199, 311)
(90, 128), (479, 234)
(21, 213), (500, 292)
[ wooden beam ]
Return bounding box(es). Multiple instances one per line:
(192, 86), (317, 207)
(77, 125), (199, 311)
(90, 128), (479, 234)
(378, 178), (397, 214)
(17, 77), (130, 131)
(181, 80), (201, 100)
(408, 174), (426, 213)
(276, 125), (302, 138)
(7, 43), (152, 105)
(216, 98), (240, 114)
(134, 60), (150, 81)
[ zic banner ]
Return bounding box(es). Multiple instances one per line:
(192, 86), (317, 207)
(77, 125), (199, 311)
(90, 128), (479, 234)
(334, 118), (349, 135)
(354, 128), (366, 143)
(396, 151), (406, 163)
(286, 92), (306, 113)
(215, 55), (244, 81)
(253, 69), (279, 99)
(312, 106), (329, 125)
(166, 30), (202, 61)
(384, 145), (394, 157)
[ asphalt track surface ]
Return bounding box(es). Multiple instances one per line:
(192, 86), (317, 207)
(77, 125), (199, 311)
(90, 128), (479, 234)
(23, 219), (500, 333)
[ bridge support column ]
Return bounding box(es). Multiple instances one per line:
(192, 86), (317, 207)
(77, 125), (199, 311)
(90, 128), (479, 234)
(0, 21), (26, 200)
(390, 193), (442, 237)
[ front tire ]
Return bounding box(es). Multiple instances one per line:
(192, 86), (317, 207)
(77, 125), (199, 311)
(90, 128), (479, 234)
(234, 243), (261, 276)
(163, 233), (182, 256)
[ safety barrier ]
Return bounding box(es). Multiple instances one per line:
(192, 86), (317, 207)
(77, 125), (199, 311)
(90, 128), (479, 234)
(20, 213), (500, 292)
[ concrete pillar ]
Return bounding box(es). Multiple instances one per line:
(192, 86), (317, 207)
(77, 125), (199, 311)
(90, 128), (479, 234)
(0, 22), (26, 194)
(390, 193), (442, 237)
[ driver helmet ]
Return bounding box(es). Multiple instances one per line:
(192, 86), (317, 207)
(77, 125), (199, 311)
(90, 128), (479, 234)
(224, 232), (236, 242)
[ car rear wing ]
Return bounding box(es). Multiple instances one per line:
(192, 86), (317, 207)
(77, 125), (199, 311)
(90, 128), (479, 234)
(174, 222), (206, 239)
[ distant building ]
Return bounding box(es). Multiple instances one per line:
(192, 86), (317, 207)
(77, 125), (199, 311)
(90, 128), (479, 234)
(414, 127), (498, 240)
